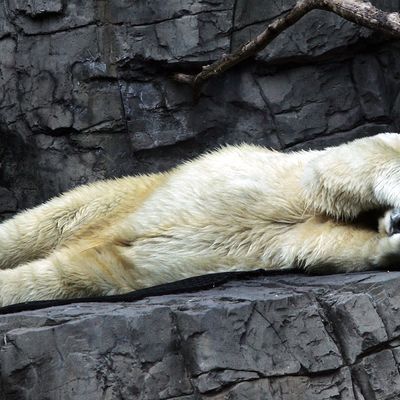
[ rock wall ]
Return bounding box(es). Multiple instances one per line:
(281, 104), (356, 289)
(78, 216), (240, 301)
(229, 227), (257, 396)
(3, 271), (400, 399)
(0, 0), (399, 218)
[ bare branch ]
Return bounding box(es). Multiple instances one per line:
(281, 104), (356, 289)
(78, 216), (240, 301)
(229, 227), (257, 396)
(172, 0), (400, 92)
(172, 73), (195, 86)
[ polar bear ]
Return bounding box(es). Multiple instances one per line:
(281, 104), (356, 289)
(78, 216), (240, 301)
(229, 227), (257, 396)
(0, 133), (400, 306)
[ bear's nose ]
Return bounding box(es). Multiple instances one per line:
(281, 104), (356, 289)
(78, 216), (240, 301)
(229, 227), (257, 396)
(390, 209), (400, 235)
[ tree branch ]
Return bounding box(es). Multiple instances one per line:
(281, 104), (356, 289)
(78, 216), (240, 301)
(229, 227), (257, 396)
(172, 0), (400, 94)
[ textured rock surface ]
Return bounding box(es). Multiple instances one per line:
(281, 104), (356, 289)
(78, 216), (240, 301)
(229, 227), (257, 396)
(2, 271), (400, 399)
(0, 0), (400, 217)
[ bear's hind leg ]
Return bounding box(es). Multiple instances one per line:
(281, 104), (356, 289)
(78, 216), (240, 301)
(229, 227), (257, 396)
(0, 241), (140, 306)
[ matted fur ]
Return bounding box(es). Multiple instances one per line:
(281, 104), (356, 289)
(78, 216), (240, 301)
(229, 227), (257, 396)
(1, 133), (400, 306)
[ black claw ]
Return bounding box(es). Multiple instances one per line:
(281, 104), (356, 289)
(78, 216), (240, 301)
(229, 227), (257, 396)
(390, 209), (400, 235)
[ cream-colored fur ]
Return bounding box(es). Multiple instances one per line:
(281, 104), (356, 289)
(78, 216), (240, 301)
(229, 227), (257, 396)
(1, 133), (400, 306)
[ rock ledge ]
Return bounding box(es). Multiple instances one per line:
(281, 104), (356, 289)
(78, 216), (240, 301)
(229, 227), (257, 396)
(2, 271), (400, 399)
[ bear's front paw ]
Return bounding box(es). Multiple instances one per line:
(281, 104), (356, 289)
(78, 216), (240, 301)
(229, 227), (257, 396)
(386, 234), (400, 251)
(379, 208), (400, 236)
(375, 232), (400, 269)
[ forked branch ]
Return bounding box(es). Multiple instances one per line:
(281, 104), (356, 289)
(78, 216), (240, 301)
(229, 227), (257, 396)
(172, 0), (400, 94)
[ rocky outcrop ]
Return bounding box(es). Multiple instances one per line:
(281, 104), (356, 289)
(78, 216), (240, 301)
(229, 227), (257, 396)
(2, 271), (400, 399)
(0, 0), (399, 217)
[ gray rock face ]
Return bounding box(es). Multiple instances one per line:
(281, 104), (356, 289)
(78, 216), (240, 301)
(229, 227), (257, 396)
(0, 0), (399, 216)
(2, 271), (400, 399)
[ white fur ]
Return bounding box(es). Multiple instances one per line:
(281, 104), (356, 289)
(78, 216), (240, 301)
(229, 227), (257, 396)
(1, 133), (400, 305)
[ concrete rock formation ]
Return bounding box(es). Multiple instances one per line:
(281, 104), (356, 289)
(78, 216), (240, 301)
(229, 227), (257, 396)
(2, 271), (400, 399)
